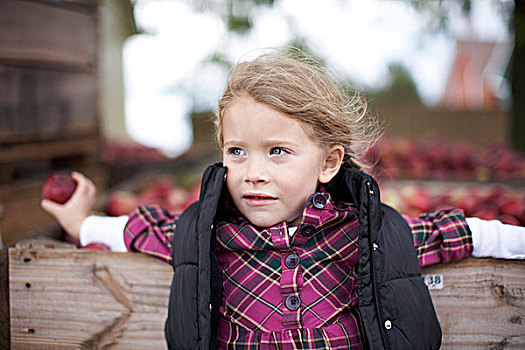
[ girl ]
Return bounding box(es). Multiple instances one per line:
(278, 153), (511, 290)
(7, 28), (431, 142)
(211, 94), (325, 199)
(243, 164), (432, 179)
(42, 51), (525, 349)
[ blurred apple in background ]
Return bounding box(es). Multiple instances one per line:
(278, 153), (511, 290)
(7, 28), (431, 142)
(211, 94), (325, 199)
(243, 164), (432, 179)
(367, 136), (525, 182)
(81, 242), (110, 251)
(106, 191), (139, 216)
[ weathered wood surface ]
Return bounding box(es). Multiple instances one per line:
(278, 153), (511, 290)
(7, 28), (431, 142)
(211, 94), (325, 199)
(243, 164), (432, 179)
(422, 258), (525, 349)
(1, 247), (10, 350)
(0, 0), (97, 71)
(9, 238), (172, 349)
(0, 66), (98, 143)
(8, 238), (525, 349)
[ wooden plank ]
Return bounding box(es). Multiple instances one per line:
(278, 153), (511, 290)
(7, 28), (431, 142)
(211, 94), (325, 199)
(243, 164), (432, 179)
(0, 139), (100, 163)
(0, 0), (97, 70)
(0, 247), (10, 350)
(8, 238), (525, 348)
(9, 238), (172, 349)
(422, 258), (525, 349)
(0, 65), (98, 143)
(39, 0), (99, 9)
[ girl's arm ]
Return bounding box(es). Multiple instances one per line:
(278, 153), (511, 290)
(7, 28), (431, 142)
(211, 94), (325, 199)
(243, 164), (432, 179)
(41, 172), (96, 239)
(77, 206), (180, 264)
(404, 209), (473, 267)
(123, 205), (180, 264)
(42, 172), (179, 264)
(405, 209), (525, 267)
(467, 217), (525, 259)
(79, 215), (129, 252)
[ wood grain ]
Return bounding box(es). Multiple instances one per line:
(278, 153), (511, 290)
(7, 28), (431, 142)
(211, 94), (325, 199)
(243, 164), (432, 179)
(9, 238), (172, 349)
(8, 238), (525, 349)
(423, 258), (525, 349)
(0, 0), (97, 70)
(0, 66), (98, 143)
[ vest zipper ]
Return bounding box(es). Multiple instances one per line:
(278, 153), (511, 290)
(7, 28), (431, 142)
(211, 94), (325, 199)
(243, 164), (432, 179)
(366, 179), (389, 349)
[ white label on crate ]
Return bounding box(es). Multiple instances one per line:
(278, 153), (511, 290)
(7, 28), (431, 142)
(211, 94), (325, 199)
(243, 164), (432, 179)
(422, 274), (444, 290)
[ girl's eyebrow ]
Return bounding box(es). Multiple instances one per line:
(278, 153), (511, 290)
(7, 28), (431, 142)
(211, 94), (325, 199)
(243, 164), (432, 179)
(224, 139), (298, 146)
(223, 140), (245, 147)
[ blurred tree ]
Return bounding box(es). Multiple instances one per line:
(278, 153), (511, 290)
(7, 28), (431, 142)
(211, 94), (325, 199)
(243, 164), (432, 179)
(512, 1), (525, 152)
(187, 0), (274, 34)
(367, 63), (422, 107)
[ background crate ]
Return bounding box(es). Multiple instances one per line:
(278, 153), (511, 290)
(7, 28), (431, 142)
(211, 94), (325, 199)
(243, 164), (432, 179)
(0, 0), (104, 247)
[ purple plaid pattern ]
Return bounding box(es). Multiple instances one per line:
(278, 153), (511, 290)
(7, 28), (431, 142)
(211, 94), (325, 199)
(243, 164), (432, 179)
(123, 192), (473, 349)
(403, 209), (473, 266)
(215, 192), (364, 349)
(124, 205), (179, 264)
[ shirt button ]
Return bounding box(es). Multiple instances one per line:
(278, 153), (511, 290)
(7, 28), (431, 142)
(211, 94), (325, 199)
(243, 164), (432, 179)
(285, 253), (300, 269)
(302, 226), (314, 237)
(285, 295), (301, 311)
(312, 193), (327, 209)
(384, 320), (392, 330)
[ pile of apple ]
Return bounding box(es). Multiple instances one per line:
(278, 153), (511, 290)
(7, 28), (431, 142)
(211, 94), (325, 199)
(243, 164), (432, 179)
(105, 175), (201, 217)
(102, 141), (168, 164)
(381, 182), (525, 226)
(367, 136), (525, 182)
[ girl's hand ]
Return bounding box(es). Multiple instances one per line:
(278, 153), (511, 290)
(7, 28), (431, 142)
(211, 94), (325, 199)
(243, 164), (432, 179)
(40, 171), (97, 239)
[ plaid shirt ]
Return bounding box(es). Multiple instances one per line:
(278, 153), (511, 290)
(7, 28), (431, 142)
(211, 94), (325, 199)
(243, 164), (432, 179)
(124, 192), (472, 349)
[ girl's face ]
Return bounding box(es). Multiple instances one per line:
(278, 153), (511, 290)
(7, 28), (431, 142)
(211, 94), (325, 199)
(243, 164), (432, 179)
(222, 97), (333, 227)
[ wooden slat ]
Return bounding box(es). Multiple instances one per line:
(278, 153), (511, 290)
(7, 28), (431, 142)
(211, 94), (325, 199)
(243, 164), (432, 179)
(0, 139), (99, 163)
(423, 258), (525, 348)
(0, 65), (98, 143)
(0, 247), (10, 350)
(8, 238), (525, 349)
(0, 0), (97, 70)
(39, 0), (99, 9)
(9, 239), (172, 349)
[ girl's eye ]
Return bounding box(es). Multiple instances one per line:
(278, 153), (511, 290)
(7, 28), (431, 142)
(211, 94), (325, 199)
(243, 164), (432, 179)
(270, 147), (288, 156)
(228, 148), (245, 156)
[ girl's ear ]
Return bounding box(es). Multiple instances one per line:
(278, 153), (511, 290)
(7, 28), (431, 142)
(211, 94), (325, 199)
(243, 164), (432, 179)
(319, 145), (345, 183)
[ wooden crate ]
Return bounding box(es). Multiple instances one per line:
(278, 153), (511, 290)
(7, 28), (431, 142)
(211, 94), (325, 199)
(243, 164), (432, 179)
(6, 238), (525, 349)
(422, 259), (525, 349)
(8, 238), (172, 349)
(0, 0), (99, 144)
(0, 0), (104, 245)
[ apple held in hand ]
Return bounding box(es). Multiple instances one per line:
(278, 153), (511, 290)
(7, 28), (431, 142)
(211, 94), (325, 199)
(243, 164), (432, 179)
(41, 172), (78, 204)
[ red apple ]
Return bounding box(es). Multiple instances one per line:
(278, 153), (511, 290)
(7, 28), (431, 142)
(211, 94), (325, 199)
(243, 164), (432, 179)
(41, 172), (77, 204)
(106, 191), (138, 216)
(498, 197), (524, 218)
(81, 242), (110, 251)
(497, 215), (521, 226)
(471, 207), (498, 221)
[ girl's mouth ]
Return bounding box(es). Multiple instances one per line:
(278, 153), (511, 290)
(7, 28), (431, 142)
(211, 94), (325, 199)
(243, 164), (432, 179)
(243, 193), (277, 206)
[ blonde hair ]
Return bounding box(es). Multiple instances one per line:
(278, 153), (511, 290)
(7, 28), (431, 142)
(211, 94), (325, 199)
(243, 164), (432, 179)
(215, 49), (382, 170)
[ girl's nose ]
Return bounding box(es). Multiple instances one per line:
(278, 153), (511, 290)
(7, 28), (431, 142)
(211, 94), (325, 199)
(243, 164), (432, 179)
(244, 158), (269, 184)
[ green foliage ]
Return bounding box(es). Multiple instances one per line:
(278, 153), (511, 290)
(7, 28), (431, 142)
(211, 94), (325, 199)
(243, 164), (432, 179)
(285, 37), (327, 67)
(227, 14), (252, 34)
(205, 52), (232, 70)
(367, 63), (422, 106)
(407, 0), (472, 34)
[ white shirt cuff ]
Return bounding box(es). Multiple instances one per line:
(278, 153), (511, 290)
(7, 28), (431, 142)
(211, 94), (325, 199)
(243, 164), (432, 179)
(79, 215), (129, 252)
(467, 217), (525, 259)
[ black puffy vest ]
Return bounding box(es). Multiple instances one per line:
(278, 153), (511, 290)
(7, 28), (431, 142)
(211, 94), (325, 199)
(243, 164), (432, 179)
(165, 163), (442, 349)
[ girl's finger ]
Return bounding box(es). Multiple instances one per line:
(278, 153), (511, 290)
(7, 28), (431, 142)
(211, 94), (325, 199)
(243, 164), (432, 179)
(40, 199), (63, 216)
